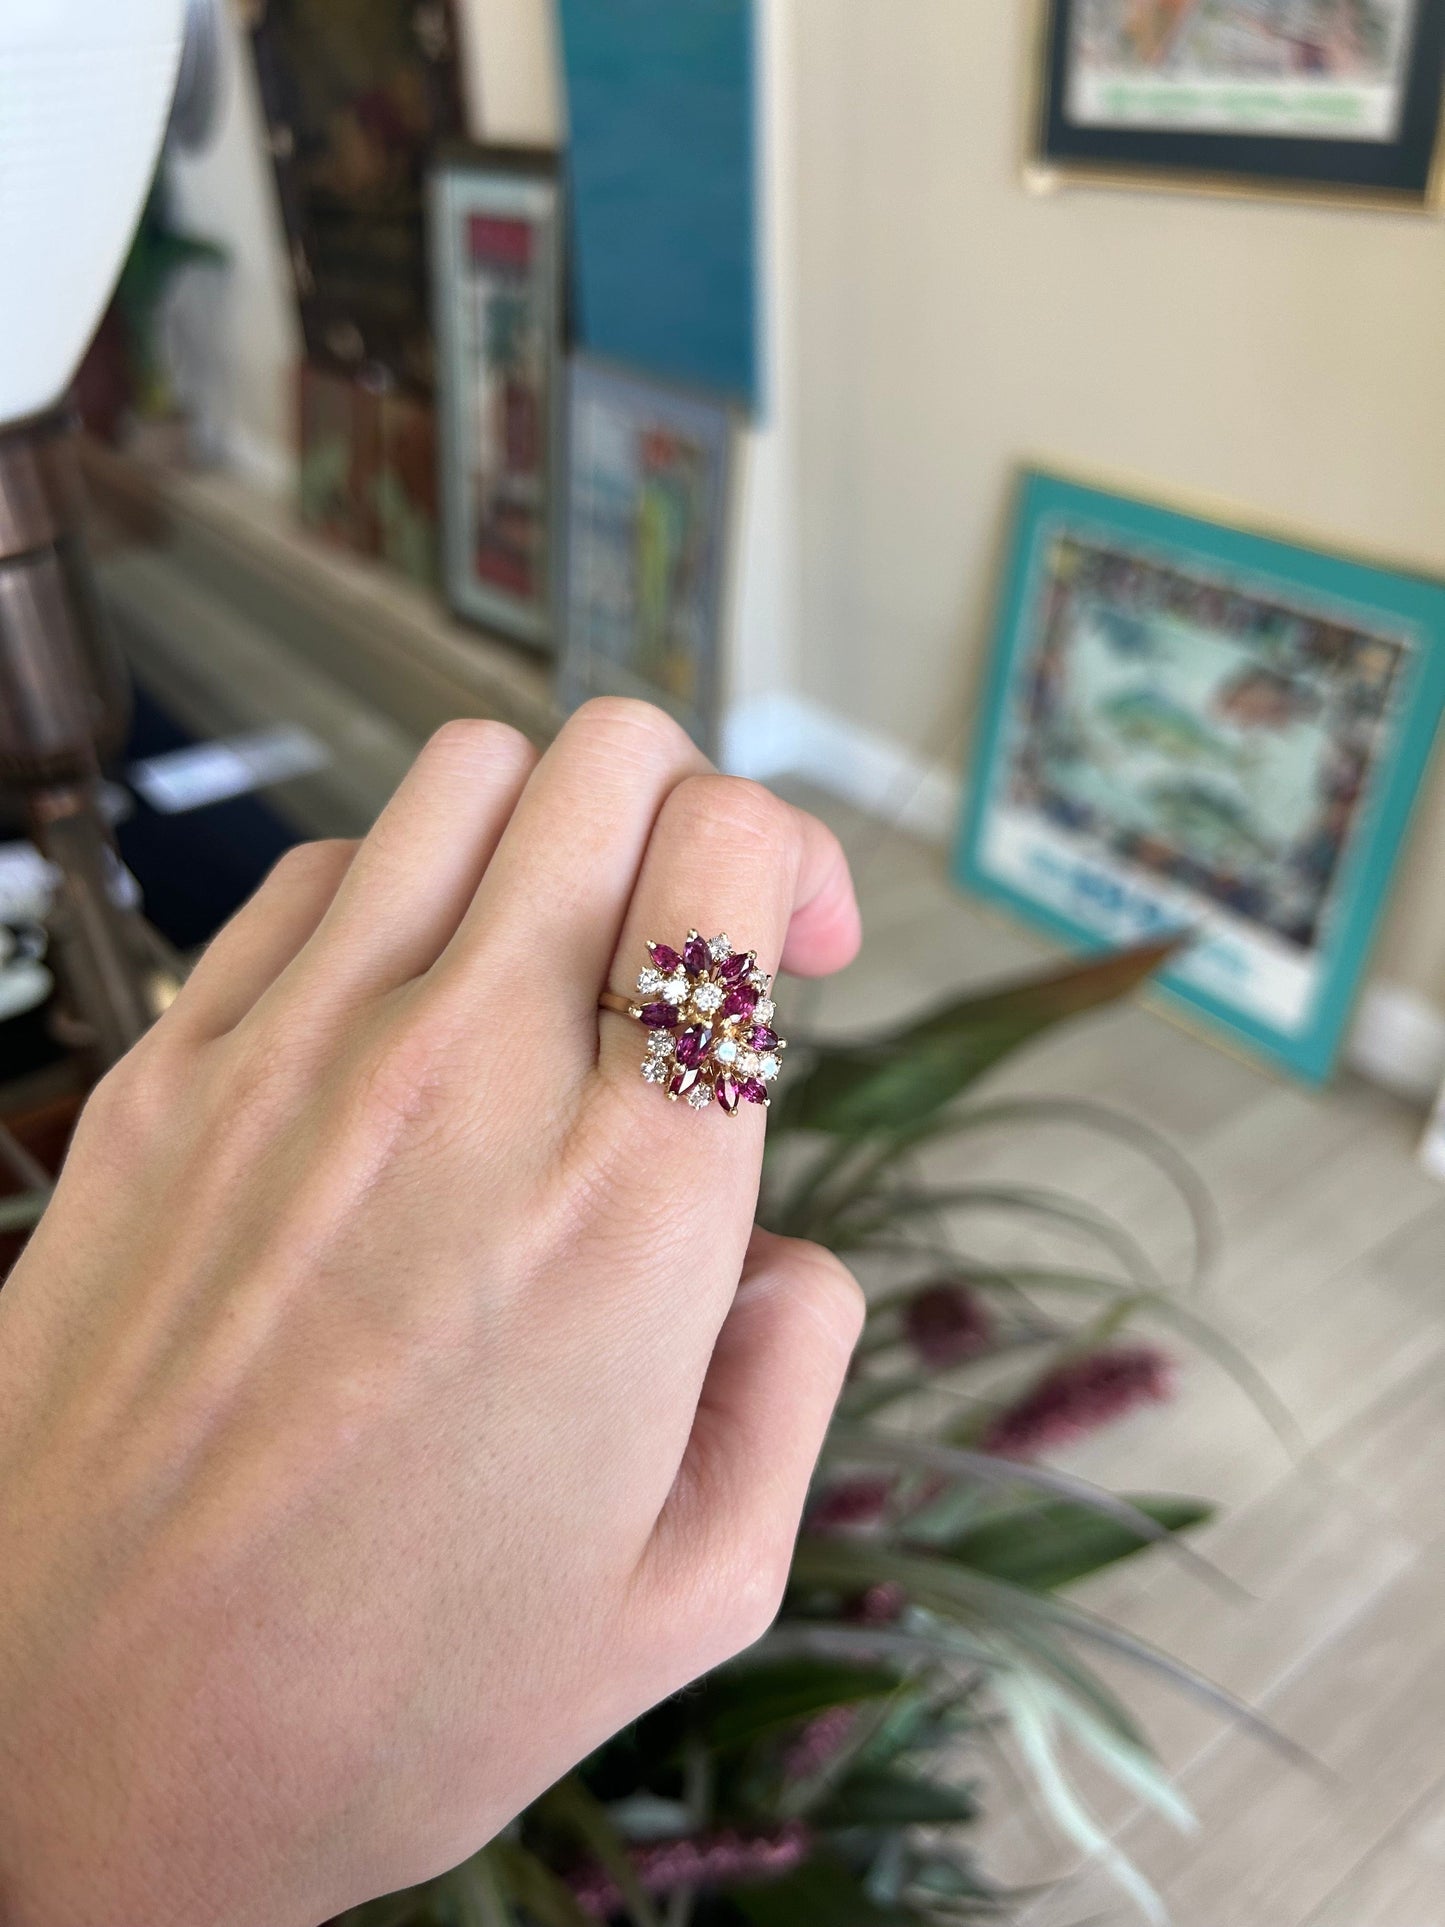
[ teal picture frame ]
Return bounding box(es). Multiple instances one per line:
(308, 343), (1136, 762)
(954, 469), (1445, 1082)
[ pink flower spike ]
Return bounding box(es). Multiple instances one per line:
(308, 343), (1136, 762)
(983, 1345), (1175, 1459)
(904, 1282), (992, 1369)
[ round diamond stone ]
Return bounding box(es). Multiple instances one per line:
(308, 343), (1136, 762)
(646, 1031), (675, 1059)
(747, 968), (769, 990)
(754, 997), (775, 1024)
(686, 1083), (714, 1109)
(663, 975), (689, 1005)
(693, 981), (724, 1014)
(714, 1037), (739, 1064)
(758, 1053), (780, 1083)
(737, 1050), (761, 1079)
(708, 933), (732, 961)
(642, 1056), (668, 1083)
(637, 966), (666, 995)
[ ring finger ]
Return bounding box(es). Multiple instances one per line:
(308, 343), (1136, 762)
(595, 773), (859, 1123)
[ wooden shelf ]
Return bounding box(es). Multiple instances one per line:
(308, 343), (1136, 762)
(80, 442), (559, 754)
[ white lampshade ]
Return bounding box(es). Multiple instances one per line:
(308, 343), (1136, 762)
(0, 0), (185, 428)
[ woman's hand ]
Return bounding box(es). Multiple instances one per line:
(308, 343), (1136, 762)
(0, 701), (865, 1927)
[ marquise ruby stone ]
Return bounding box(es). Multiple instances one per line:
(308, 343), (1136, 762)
(721, 985), (757, 1020)
(650, 944), (682, 974)
(675, 1025), (711, 1068)
(683, 934), (711, 975)
(639, 1002), (678, 1029)
(748, 1025), (780, 1051)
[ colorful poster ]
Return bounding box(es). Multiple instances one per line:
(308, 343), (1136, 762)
(432, 158), (562, 647)
(559, 358), (734, 751)
(1066, 0), (1421, 140)
(956, 472), (1445, 1081)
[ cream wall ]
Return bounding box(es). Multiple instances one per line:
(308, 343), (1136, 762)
(166, 0), (1445, 1027)
(789, 0), (1445, 1011)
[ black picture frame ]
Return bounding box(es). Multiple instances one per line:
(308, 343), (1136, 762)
(1034, 0), (1445, 206)
(246, 0), (467, 392)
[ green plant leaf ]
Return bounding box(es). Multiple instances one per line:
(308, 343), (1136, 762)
(448, 1850), (516, 1927)
(820, 1424), (1233, 1599)
(815, 1768), (981, 1829)
(0, 1191), (49, 1234)
(774, 940), (1180, 1139)
(991, 1670), (1170, 1927)
(831, 1185), (1165, 1293)
(693, 1658), (904, 1752)
(732, 1853), (925, 1926)
(940, 1496), (1213, 1592)
(328, 1884), (447, 1926)
(791, 1537), (1315, 1771)
(489, 1840), (594, 1927)
(936, 1096), (1219, 1291)
(537, 1778), (662, 1927)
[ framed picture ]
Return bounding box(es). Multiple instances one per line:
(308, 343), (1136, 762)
(558, 357), (736, 754)
(297, 359), (382, 554)
(246, 0), (466, 390)
(1032, 0), (1445, 206)
(430, 147), (564, 650)
(954, 468), (1445, 1082)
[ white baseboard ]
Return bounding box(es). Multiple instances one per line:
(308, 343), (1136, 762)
(1346, 982), (1445, 1105)
(723, 689), (1445, 1106)
(723, 691), (961, 841)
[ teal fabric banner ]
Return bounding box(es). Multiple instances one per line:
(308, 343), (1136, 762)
(556, 0), (758, 408)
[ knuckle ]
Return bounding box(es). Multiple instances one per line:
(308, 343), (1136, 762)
(419, 716), (537, 780)
(565, 695), (696, 770)
(74, 1035), (180, 1153)
(715, 1526), (795, 1655)
(669, 773), (790, 860)
(346, 997), (457, 1144)
(268, 837), (357, 889)
(779, 1239), (867, 1356)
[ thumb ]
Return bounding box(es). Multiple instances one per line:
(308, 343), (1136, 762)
(642, 1229), (864, 1658)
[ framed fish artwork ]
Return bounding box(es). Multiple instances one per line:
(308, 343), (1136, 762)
(954, 467), (1445, 1081)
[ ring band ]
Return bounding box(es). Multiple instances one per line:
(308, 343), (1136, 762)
(599, 928), (786, 1114)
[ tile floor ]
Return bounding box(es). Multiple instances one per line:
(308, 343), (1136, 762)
(789, 783), (1445, 1927)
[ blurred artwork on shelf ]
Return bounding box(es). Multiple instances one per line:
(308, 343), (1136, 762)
(430, 149), (563, 649)
(376, 387), (440, 587)
(558, 358), (735, 753)
(1035, 0), (1445, 204)
(297, 359), (381, 551)
(247, 0), (466, 392)
(297, 361), (438, 585)
(955, 469), (1445, 1081)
